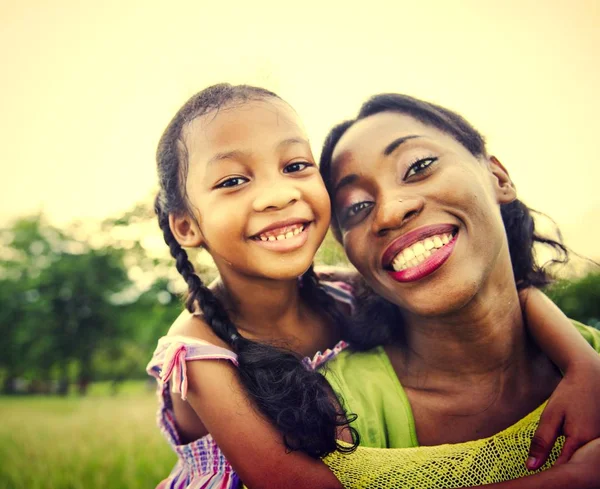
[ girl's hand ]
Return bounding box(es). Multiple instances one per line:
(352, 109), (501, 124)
(560, 438), (600, 488)
(527, 359), (600, 470)
(520, 288), (600, 470)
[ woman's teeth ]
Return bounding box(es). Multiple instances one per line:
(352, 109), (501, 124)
(391, 233), (453, 271)
(257, 224), (305, 242)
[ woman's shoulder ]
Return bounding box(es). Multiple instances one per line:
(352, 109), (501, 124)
(321, 346), (390, 384)
(571, 319), (600, 352)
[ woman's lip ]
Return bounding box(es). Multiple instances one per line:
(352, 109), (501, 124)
(250, 218), (311, 238)
(387, 232), (458, 282)
(381, 223), (457, 268)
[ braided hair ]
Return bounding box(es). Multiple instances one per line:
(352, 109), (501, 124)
(154, 83), (357, 457)
(319, 93), (569, 350)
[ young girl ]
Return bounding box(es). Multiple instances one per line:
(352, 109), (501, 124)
(147, 84), (600, 489)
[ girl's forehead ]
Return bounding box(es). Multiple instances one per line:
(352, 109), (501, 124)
(183, 98), (306, 156)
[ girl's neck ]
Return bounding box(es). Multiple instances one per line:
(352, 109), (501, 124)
(213, 273), (338, 356)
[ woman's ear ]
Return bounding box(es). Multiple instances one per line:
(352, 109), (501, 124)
(169, 213), (204, 248)
(488, 155), (517, 204)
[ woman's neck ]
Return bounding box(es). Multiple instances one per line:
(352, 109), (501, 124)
(399, 277), (529, 380)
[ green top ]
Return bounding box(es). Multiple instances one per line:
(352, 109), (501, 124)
(323, 320), (600, 449)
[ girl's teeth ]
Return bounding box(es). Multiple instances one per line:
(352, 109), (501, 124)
(391, 232), (455, 272)
(257, 224), (305, 242)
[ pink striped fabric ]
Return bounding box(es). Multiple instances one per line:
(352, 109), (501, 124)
(146, 282), (354, 489)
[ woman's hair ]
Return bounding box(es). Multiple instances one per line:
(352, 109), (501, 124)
(319, 93), (569, 349)
(154, 83), (357, 457)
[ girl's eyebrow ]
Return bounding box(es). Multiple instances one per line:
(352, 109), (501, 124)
(208, 138), (310, 166)
(208, 150), (249, 165)
(277, 137), (310, 150)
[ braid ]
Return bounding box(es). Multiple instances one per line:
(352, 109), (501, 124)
(153, 84), (358, 457)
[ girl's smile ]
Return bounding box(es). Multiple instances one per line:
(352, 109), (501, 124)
(249, 219), (312, 252)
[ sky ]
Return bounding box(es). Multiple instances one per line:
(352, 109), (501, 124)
(1, 0), (599, 261)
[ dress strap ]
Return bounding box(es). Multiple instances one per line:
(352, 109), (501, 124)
(147, 335), (238, 400)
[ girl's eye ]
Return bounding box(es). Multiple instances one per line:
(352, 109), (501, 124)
(404, 157), (438, 179)
(283, 161), (312, 173)
(215, 176), (249, 189)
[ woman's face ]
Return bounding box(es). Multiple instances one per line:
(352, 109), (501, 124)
(329, 111), (516, 317)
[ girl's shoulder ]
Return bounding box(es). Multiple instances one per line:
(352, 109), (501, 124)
(147, 312), (238, 401)
(166, 309), (232, 349)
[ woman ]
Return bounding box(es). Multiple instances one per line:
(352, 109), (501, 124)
(317, 93), (600, 487)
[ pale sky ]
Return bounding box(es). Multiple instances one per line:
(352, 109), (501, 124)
(1, 0), (599, 260)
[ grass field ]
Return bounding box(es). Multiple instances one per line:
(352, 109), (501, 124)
(0, 382), (177, 489)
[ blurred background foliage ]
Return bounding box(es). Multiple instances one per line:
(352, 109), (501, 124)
(0, 202), (597, 396)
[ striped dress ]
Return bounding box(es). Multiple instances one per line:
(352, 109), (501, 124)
(146, 283), (353, 489)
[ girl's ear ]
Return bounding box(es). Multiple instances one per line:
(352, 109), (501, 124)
(169, 213), (204, 248)
(488, 155), (517, 204)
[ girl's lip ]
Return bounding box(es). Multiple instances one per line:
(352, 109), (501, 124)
(381, 223), (458, 268)
(250, 222), (311, 252)
(250, 218), (311, 238)
(387, 232), (458, 283)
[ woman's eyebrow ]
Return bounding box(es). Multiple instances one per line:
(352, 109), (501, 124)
(383, 135), (422, 156)
(333, 174), (358, 195)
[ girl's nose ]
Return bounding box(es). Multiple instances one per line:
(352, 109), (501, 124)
(252, 183), (302, 212)
(371, 195), (424, 236)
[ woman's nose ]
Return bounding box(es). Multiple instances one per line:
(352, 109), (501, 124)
(371, 195), (424, 236)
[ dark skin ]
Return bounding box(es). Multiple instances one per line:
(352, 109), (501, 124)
(157, 99), (600, 489)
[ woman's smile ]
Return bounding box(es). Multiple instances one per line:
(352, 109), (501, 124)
(381, 224), (459, 282)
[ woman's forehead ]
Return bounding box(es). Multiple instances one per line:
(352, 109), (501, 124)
(332, 113), (435, 162)
(331, 112), (447, 175)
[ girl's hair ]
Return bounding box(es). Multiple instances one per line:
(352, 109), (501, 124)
(319, 93), (569, 349)
(154, 83), (357, 457)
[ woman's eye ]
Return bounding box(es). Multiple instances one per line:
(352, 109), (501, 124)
(344, 201), (373, 220)
(215, 177), (248, 189)
(405, 157), (437, 179)
(283, 161), (312, 173)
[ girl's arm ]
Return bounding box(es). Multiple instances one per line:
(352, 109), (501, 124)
(476, 438), (600, 489)
(521, 288), (600, 469)
(184, 357), (342, 489)
(170, 313), (342, 489)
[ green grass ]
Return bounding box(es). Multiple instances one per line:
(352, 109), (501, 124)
(0, 384), (177, 489)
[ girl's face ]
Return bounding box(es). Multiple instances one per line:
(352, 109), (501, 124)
(329, 112), (516, 317)
(174, 98), (330, 282)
